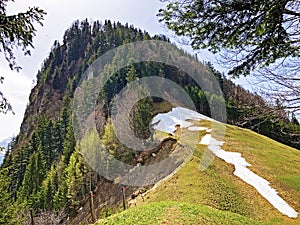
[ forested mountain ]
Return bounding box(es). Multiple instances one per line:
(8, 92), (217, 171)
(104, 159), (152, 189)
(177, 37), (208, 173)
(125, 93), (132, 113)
(0, 20), (299, 224)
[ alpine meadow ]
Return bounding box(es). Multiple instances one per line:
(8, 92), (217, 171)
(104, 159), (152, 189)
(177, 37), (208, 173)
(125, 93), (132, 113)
(0, 1), (300, 224)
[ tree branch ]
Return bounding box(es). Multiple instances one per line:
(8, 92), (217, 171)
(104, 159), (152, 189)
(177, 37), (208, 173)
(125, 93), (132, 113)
(283, 8), (300, 17)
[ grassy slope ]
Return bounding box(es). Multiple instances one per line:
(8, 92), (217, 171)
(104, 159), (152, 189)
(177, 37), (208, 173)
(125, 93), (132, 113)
(96, 120), (300, 225)
(96, 201), (263, 225)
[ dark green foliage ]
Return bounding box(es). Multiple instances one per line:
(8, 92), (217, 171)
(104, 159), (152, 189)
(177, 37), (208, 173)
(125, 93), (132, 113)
(0, 0), (45, 114)
(0, 169), (22, 224)
(0, 77), (13, 114)
(35, 117), (54, 169)
(8, 145), (32, 200)
(130, 96), (154, 140)
(184, 85), (209, 115)
(1, 19), (299, 224)
(292, 113), (300, 126)
(63, 122), (76, 164)
(0, 0), (46, 70)
(124, 65), (155, 140)
(158, 0), (300, 77)
(223, 78), (300, 149)
(125, 65), (139, 84)
(19, 150), (46, 200)
(1, 20), (164, 220)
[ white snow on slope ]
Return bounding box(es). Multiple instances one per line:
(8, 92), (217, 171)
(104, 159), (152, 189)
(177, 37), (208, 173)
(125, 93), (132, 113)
(188, 126), (208, 131)
(152, 107), (212, 134)
(199, 134), (298, 218)
(153, 107), (298, 218)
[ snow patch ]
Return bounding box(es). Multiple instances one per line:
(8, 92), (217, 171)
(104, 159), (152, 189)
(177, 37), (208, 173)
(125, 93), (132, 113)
(153, 107), (298, 218)
(152, 107), (212, 134)
(188, 126), (208, 131)
(199, 134), (298, 218)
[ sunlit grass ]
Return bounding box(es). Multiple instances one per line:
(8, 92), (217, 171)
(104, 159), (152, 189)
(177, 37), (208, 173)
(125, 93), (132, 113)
(95, 109), (300, 225)
(96, 201), (264, 225)
(140, 124), (300, 224)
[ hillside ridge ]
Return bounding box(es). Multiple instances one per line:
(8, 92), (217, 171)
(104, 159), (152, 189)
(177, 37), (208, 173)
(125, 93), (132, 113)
(0, 20), (299, 224)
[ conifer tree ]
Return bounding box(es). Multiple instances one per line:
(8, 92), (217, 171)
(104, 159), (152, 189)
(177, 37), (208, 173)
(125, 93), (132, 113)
(19, 150), (46, 200)
(65, 148), (84, 214)
(0, 169), (22, 224)
(63, 123), (76, 164)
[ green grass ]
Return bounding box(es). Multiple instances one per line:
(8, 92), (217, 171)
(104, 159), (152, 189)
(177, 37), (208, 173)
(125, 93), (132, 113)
(140, 123), (300, 224)
(223, 125), (300, 218)
(95, 120), (300, 225)
(96, 201), (264, 225)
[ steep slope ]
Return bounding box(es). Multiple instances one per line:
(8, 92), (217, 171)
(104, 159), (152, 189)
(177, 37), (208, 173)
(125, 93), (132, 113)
(0, 20), (180, 224)
(96, 108), (300, 225)
(0, 19), (299, 225)
(1, 20), (220, 224)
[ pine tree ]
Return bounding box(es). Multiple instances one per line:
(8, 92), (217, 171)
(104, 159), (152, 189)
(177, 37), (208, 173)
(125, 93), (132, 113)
(63, 122), (76, 164)
(0, 169), (22, 224)
(65, 149), (84, 214)
(19, 149), (46, 200)
(125, 65), (138, 84)
(9, 146), (31, 200)
(129, 86), (154, 141)
(43, 179), (54, 210)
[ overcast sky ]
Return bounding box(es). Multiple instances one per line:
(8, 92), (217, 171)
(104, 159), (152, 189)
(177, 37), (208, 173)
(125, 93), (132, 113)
(0, 0), (252, 141)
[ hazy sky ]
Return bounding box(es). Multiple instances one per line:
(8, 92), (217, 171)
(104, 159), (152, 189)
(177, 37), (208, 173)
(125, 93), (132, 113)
(0, 0), (251, 141)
